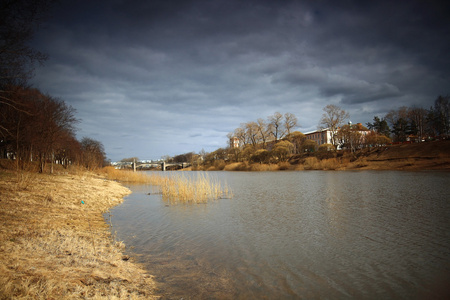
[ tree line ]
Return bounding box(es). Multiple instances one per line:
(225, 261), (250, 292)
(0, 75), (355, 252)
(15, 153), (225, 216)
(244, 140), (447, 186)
(0, 0), (106, 172)
(199, 98), (449, 167)
(217, 112), (308, 164)
(376, 96), (450, 143)
(0, 86), (107, 172)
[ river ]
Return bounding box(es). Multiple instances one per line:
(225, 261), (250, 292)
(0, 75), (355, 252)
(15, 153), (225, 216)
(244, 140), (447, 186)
(108, 171), (450, 299)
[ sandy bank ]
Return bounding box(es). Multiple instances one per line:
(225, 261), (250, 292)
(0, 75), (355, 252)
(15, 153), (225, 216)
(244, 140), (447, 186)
(0, 171), (159, 299)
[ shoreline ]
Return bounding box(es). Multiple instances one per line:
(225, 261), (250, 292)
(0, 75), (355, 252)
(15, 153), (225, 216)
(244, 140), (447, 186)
(1, 142), (448, 298)
(0, 170), (159, 299)
(196, 140), (450, 171)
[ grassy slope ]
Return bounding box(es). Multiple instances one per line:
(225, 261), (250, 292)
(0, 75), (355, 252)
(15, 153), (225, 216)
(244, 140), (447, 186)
(216, 140), (450, 171)
(351, 140), (450, 170)
(0, 170), (160, 299)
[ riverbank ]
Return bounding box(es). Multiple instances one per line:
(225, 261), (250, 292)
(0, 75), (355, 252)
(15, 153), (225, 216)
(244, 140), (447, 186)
(195, 140), (450, 171)
(0, 170), (159, 299)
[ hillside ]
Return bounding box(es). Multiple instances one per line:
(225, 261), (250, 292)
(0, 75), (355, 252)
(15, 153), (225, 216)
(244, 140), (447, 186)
(352, 140), (450, 170)
(287, 140), (450, 171)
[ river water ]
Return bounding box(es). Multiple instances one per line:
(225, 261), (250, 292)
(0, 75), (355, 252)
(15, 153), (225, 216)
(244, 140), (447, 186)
(108, 171), (450, 299)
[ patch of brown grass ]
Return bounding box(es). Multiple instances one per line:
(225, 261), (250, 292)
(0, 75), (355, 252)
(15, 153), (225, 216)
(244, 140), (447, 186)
(278, 162), (292, 170)
(100, 167), (233, 204)
(0, 170), (159, 299)
(161, 173), (233, 204)
(100, 166), (165, 185)
(320, 158), (341, 170)
(223, 162), (289, 171)
(303, 157), (341, 170)
(223, 162), (247, 171)
(249, 163), (279, 171)
(303, 157), (319, 170)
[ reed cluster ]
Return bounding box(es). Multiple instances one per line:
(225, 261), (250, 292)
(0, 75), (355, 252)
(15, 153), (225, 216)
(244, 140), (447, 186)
(160, 173), (233, 204)
(101, 166), (165, 185)
(101, 167), (232, 204)
(303, 157), (342, 170)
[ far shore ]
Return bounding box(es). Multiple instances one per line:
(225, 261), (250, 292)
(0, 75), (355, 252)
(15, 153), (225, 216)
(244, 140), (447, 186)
(186, 140), (450, 171)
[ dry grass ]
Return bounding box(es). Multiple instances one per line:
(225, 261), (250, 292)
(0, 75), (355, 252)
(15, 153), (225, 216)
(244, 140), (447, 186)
(0, 170), (159, 299)
(101, 167), (233, 204)
(278, 162), (292, 170)
(351, 158), (369, 168)
(223, 162), (284, 171)
(303, 157), (319, 170)
(160, 173), (233, 204)
(303, 157), (342, 170)
(223, 162), (246, 171)
(100, 166), (165, 185)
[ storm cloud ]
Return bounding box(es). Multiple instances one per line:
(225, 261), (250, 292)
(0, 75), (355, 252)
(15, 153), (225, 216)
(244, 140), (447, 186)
(31, 0), (450, 160)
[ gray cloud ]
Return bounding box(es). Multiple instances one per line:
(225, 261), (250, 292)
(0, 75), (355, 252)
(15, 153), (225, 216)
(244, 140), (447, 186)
(31, 0), (450, 160)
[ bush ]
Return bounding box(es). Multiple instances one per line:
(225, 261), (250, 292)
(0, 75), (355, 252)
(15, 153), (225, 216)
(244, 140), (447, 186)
(319, 158), (340, 170)
(303, 157), (319, 170)
(251, 149), (270, 164)
(223, 162), (248, 171)
(302, 139), (317, 152)
(213, 159), (226, 170)
(278, 162), (291, 170)
(303, 157), (341, 170)
(249, 163), (279, 171)
(318, 143), (335, 152)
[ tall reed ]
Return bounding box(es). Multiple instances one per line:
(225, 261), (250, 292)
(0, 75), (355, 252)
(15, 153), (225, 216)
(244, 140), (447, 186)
(303, 157), (341, 170)
(160, 172), (232, 204)
(101, 166), (165, 185)
(101, 167), (232, 204)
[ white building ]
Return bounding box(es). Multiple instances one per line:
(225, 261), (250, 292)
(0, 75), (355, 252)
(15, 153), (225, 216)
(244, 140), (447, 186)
(304, 123), (370, 150)
(230, 137), (240, 149)
(304, 128), (333, 146)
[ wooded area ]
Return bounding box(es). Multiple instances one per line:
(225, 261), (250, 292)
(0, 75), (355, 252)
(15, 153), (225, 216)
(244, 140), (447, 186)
(0, 0), (106, 172)
(209, 98), (450, 167)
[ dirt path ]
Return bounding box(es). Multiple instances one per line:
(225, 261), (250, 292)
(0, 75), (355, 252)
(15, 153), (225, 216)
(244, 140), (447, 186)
(0, 170), (159, 299)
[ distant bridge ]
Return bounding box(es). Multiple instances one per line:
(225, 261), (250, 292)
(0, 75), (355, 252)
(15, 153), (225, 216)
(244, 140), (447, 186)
(132, 161), (191, 171)
(161, 162), (191, 171)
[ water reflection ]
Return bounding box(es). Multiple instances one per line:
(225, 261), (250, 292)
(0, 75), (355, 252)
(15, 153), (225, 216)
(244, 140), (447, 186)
(108, 171), (450, 299)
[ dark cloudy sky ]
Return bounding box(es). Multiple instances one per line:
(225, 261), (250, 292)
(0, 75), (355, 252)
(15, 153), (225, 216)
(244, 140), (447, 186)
(31, 0), (450, 161)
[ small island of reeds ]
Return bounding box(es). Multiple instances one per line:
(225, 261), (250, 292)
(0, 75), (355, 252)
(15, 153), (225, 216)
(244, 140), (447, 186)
(101, 167), (233, 204)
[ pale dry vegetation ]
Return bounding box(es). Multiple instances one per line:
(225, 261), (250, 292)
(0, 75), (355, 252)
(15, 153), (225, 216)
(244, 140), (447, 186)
(101, 167), (233, 205)
(0, 170), (159, 299)
(160, 173), (233, 204)
(101, 166), (165, 185)
(222, 162), (284, 171)
(303, 157), (342, 170)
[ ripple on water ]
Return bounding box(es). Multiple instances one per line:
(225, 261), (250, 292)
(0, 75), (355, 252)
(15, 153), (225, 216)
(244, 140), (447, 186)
(109, 171), (450, 299)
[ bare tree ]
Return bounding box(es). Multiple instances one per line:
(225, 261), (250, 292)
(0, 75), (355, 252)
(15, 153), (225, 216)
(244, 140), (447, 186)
(408, 107), (428, 141)
(81, 137), (106, 170)
(336, 124), (362, 152)
(385, 106), (411, 142)
(0, 86), (78, 172)
(245, 121), (259, 147)
(0, 0), (54, 87)
(430, 95), (450, 137)
(33, 93), (78, 173)
(319, 104), (349, 147)
(234, 126), (248, 147)
(284, 112), (298, 136)
(268, 112), (285, 141)
(255, 118), (270, 149)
